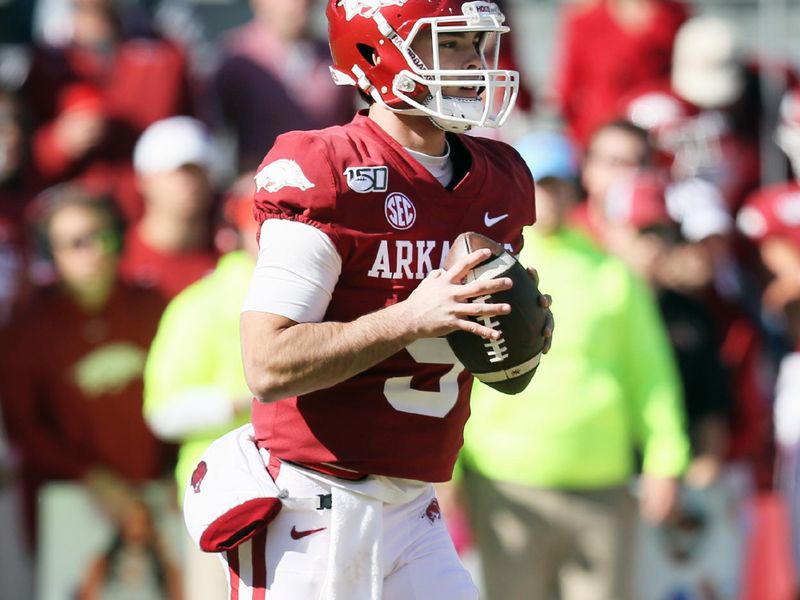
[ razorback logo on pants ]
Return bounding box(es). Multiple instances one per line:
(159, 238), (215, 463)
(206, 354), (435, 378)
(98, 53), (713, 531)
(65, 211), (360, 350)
(191, 461), (208, 493)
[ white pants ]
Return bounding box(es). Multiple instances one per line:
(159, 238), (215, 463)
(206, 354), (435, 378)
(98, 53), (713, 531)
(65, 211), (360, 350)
(218, 460), (478, 600)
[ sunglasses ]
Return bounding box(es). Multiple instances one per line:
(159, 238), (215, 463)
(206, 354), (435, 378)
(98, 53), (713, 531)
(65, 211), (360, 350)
(51, 228), (119, 254)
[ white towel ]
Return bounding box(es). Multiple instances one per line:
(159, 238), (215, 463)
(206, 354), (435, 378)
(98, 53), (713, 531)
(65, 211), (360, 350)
(776, 353), (800, 447)
(322, 487), (383, 600)
(294, 466), (429, 600)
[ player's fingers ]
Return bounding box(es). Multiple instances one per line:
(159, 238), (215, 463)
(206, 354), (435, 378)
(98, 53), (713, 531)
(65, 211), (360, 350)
(427, 268), (444, 279)
(459, 301), (511, 318)
(453, 318), (503, 340)
(542, 309), (555, 354)
(457, 276), (512, 300)
(526, 266), (540, 286)
(538, 293), (552, 309)
(445, 248), (492, 282)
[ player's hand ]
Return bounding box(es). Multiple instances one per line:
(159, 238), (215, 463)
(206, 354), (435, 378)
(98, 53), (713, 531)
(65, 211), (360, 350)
(402, 248), (513, 340)
(639, 475), (679, 524)
(527, 267), (554, 354)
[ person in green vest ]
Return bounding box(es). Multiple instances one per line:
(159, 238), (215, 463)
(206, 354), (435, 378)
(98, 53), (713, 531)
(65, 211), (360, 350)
(457, 132), (690, 600)
(143, 174), (257, 599)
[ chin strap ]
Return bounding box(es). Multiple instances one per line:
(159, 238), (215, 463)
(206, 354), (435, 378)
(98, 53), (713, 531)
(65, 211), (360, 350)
(375, 91), (487, 133)
(428, 116), (473, 134)
(424, 96), (487, 133)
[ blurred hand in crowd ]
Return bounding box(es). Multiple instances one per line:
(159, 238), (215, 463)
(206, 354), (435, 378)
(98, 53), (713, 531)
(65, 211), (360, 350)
(53, 109), (106, 160)
(640, 474), (680, 524)
(83, 467), (136, 521)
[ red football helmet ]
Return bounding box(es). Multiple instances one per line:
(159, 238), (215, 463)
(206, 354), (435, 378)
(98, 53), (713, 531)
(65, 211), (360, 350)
(326, 0), (519, 133)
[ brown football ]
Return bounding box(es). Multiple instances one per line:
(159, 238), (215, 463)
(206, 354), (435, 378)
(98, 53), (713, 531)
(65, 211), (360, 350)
(444, 231), (546, 395)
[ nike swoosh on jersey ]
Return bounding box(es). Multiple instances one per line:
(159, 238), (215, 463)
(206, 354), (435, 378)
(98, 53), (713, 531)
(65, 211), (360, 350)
(290, 526), (327, 540)
(484, 212), (509, 227)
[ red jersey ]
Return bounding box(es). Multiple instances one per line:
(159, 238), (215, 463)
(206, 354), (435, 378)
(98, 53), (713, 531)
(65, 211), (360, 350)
(23, 39), (194, 221)
(0, 280), (170, 481)
(119, 226), (218, 300)
(250, 113), (536, 482)
(554, 0), (690, 147)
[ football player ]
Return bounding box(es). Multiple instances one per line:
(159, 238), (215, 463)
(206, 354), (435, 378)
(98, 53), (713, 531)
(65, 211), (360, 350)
(187, 2), (552, 598)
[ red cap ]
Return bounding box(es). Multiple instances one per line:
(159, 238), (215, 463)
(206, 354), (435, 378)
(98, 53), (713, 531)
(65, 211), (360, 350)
(604, 170), (672, 229)
(737, 183), (800, 249)
(57, 83), (104, 115)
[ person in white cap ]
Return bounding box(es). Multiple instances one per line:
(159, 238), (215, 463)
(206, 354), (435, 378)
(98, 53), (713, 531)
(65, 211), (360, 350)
(672, 17), (745, 113)
(119, 116), (219, 300)
(670, 15), (794, 210)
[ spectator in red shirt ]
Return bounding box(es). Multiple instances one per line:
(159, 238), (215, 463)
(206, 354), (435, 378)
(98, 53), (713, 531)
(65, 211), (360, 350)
(119, 116), (218, 300)
(22, 0), (196, 220)
(0, 184), (172, 546)
(553, 0), (691, 148)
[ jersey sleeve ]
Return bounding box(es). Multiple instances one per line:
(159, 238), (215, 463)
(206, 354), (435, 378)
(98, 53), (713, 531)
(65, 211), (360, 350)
(241, 219), (342, 323)
(251, 131), (342, 249)
(143, 281), (237, 441)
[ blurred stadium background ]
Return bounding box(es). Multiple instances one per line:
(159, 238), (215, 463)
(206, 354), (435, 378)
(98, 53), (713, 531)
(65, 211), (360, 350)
(2, 1), (800, 599)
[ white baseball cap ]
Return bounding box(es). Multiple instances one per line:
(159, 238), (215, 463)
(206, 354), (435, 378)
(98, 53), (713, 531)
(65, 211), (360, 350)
(133, 116), (214, 175)
(666, 177), (733, 241)
(672, 17), (745, 109)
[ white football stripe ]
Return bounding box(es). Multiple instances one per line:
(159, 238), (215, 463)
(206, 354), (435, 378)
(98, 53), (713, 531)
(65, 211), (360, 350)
(465, 253), (516, 283)
(473, 352), (541, 383)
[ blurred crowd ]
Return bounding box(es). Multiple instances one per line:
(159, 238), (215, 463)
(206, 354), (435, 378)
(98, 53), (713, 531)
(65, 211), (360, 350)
(0, 0), (798, 599)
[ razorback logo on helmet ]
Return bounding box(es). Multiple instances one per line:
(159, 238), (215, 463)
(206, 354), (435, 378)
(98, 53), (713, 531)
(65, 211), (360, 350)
(190, 460), (208, 494)
(339, 0), (409, 21)
(422, 498), (442, 525)
(255, 159), (315, 193)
